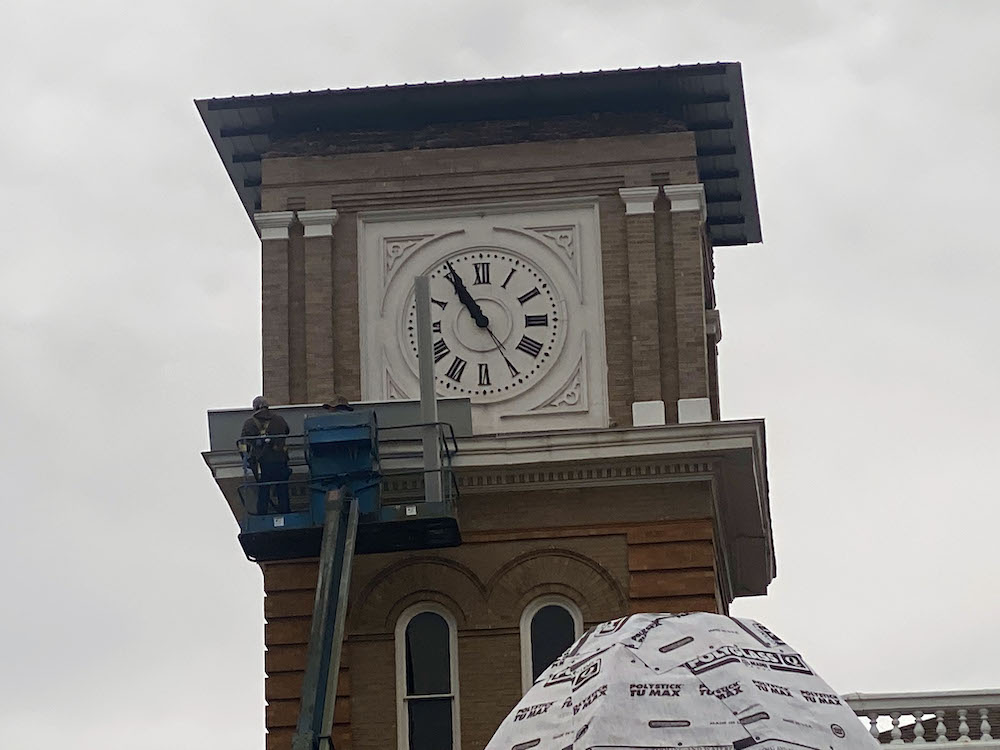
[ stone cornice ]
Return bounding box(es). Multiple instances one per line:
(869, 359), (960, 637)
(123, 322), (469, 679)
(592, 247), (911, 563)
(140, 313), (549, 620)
(253, 210), (296, 240)
(202, 418), (773, 598)
(379, 457), (715, 498)
(298, 208), (340, 238)
(662, 183), (707, 222)
(618, 186), (660, 215)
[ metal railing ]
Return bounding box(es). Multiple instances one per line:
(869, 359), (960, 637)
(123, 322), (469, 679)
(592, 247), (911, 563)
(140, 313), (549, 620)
(844, 690), (1000, 745)
(235, 421), (461, 516)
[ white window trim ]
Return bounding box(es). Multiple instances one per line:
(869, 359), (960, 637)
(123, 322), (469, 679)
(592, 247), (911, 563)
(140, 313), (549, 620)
(519, 595), (584, 694)
(395, 602), (461, 750)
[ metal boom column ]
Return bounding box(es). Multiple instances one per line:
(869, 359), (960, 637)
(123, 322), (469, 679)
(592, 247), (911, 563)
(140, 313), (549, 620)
(291, 488), (359, 750)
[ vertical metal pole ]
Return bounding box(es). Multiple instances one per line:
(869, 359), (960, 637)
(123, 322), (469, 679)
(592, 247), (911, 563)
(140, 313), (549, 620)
(414, 276), (442, 503)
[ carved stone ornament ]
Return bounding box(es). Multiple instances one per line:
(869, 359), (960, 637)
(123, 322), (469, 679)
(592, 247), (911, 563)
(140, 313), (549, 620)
(531, 355), (587, 413)
(383, 235), (432, 275)
(529, 225), (576, 259)
(385, 368), (410, 401)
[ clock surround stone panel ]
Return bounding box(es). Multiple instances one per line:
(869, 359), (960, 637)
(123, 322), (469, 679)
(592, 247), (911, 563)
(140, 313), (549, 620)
(358, 198), (609, 433)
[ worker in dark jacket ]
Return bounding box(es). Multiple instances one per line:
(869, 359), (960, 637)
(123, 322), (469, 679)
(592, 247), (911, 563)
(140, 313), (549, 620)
(240, 396), (291, 514)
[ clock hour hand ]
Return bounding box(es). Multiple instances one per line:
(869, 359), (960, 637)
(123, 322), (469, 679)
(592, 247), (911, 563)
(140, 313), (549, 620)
(444, 261), (490, 328)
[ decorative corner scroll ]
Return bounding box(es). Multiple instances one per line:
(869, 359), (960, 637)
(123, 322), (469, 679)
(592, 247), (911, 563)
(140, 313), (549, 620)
(531, 355), (588, 413)
(385, 369), (410, 400)
(526, 224), (577, 261)
(493, 223), (584, 301)
(383, 235), (432, 275)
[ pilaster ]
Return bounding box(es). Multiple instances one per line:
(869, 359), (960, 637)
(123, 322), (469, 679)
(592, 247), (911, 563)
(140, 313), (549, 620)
(619, 186), (663, 421)
(663, 184), (710, 418)
(298, 209), (339, 403)
(255, 211), (295, 404)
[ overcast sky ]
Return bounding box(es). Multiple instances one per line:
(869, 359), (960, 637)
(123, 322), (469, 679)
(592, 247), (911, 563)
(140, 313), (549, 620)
(2, 1), (998, 748)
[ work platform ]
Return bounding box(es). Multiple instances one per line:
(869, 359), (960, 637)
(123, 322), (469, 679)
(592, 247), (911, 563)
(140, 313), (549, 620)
(203, 398), (472, 561)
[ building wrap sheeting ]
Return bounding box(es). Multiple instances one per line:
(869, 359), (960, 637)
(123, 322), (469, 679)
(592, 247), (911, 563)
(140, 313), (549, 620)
(485, 612), (877, 750)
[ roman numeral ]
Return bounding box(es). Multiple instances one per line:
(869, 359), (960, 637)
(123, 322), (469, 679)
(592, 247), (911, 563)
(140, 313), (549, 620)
(473, 262), (490, 285)
(432, 321), (441, 333)
(516, 336), (543, 358)
(501, 268), (517, 289)
(431, 297), (448, 310)
(478, 363), (490, 386)
(445, 357), (467, 382)
(524, 314), (548, 327)
(433, 339), (449, 363)
(517, 287), (541, 305)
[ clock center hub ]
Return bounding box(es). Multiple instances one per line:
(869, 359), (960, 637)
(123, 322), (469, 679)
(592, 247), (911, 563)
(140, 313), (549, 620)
(453, 296), (511, 352)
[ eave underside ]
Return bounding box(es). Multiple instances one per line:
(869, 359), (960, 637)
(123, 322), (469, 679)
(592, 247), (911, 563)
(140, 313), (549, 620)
(196, 64), (760, 246)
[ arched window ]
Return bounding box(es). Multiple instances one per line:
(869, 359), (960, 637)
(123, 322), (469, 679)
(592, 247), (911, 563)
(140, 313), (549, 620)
(395, 604), (461, 750)
(519, 595), (583, 693)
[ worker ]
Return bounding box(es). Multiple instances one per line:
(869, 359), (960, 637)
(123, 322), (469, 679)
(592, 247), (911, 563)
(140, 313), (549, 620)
(240, 396), (291, 514)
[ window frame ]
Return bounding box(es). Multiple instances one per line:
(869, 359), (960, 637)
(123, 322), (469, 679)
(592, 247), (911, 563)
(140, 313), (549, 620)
(519, 594), (584, 694)
(394, 603), (462, 750)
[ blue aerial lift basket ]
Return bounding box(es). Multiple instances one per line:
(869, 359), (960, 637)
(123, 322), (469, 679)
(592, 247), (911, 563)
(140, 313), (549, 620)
(236, 408), (461, 561)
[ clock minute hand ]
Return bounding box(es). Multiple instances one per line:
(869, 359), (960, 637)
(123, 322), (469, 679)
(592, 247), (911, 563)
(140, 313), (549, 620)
(485, 326), (520, 377)
(445, 261), (490, 328)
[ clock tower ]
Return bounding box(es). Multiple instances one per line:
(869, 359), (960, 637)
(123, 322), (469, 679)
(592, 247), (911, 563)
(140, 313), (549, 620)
(200, 64), (772, 750)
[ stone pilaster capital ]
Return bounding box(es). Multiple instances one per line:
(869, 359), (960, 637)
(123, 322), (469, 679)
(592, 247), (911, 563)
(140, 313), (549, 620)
(705, 308), (722, 344)
(618, 186), (660, 215)
(253, 211), (296, 240)
(298, 209), (340, 238)
(662, 183), (707, 222)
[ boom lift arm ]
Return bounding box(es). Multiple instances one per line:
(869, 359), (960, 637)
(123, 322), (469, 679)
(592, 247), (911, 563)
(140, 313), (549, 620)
(291, 488), (358, 750)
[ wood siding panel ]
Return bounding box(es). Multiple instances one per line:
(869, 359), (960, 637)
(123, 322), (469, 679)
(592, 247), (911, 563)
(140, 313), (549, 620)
(628, 541), (715, 571)
(630, 568), (715, 599)
(266, 669), (350, 701)
(265, 644), (308, 674)
(265, 671), (303, 701)
(629, 595), (717, 614)
(265, 590), (316, 619)
(266, 728), (293, 750)
(267, 695), (351, 727)
(626, 519), (712, 544)
(625, 519), (718, 614)
(265, 616), (311, 645)
(262, 561), (319, 593)
(266, 727), (349, 750)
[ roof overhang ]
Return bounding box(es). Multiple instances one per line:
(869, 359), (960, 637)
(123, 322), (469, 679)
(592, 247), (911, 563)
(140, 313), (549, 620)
(195, 63), (761, 246)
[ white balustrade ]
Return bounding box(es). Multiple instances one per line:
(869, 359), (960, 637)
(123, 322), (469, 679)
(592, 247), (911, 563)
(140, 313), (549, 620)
(844, 690), (1000, 746)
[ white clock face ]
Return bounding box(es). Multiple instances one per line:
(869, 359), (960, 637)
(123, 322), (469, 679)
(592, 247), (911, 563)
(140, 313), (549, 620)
(359, 200), (609, 433)
(403, 248), (565, 402)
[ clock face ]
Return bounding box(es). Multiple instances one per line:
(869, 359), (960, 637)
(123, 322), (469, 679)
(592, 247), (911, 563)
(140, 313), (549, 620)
(403, 248), (565, 402)
(360, 200), (609, 433)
